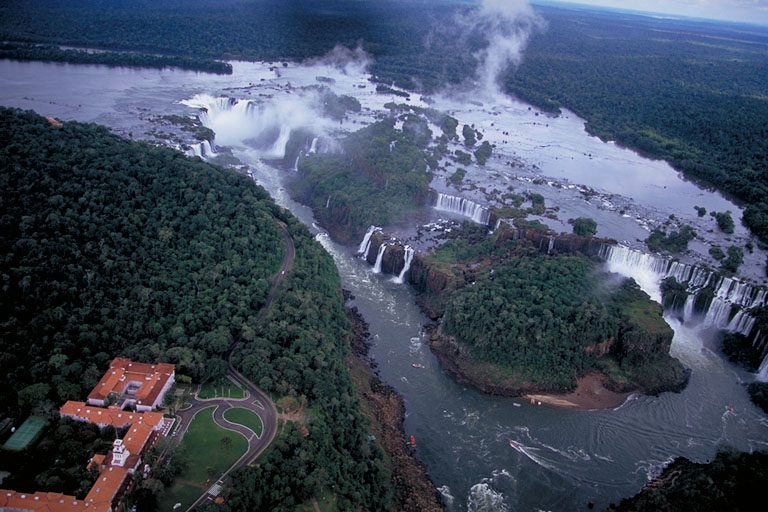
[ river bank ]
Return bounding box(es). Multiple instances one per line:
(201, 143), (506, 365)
(345, 293), (445, 512)
(428, 327), (632, 410)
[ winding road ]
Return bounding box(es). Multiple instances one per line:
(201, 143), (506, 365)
(174, 221), (295, 510)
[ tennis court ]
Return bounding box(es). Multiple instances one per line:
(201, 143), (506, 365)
(2, 416), (46, 451)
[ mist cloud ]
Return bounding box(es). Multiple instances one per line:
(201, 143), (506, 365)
(456, 0), (545, 95)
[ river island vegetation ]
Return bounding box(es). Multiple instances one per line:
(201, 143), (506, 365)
(418, 225), (688, 395)
(291, 117), (433, 244)
(0, 108), (397, 510)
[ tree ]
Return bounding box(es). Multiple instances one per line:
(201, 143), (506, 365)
(220, 436), (233, 454)
(569, 217), (597, 237)
(17, 383), (51, 410)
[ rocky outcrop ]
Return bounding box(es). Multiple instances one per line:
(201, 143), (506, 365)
(345, 295), (445, 512)
(365, 233), (408, 275)
(494, 227), (613, 257)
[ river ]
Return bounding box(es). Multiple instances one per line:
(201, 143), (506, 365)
(2, 58), (767, 511)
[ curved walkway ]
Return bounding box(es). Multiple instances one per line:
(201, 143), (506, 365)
(175, 221), (294, 511)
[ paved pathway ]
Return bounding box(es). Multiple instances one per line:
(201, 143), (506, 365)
(175, 221), (294, 511)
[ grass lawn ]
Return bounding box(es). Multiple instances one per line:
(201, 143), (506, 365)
(223, 407), (263, 437)
(198, 379), (245, 399)
(157, 482), (204, 512)
(157, 407), (247, 511)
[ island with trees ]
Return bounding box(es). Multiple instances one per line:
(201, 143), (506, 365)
(407, 224), (689, 405)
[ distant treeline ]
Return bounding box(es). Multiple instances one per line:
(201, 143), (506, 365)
(0, 42), (232, 74)
(505, 8), (768, 245)
(1, 1), (766, 244)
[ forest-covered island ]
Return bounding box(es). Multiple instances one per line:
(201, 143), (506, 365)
(403, 225), (690, 403)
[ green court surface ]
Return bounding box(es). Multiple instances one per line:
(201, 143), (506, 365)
(2, 416), (46, 451)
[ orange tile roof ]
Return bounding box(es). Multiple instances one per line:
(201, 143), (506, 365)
(87, 358), (174, 407)
(121, 422), (156, 456)
(83, 466), (129, 510)
(60, 401), (164, 429)
(0, 489), (110, 511)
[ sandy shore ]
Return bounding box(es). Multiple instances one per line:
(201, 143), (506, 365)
(525, 374), (631, 410)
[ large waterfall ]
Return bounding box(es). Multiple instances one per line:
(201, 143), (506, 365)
(356, 228), (414, 285)
(600, 244), (768, 376)
(357, 226), (380, 259)
(182, 93), (332, 160)
(372, 243), (387, 273)
(434, 192), (491, 225)
(188, 140), (217, 158)
(394, 246), (414, 284)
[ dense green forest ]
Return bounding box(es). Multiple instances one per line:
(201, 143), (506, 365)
(0, 108), (394, 510)
(505, 9), (768, 244)
(612, 448), (766, 512)
(2, 1), (765, 246)
(0, 42), (232, 74)
(427, 226), (687, 393)
(291, 117), (434, 244)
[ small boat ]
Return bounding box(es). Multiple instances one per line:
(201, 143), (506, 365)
(509, 439), (524, 453)
(412, 363), (424, 369)
(408, 435), (417, 448)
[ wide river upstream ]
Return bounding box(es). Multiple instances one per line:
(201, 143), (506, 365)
(2, 58), (767, 511)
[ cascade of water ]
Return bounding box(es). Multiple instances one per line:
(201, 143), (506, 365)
(682, 295), (696, 323)
(188, 140), (217, 158)
(599, 244), (766, 339)
(357, 226), (380, 258)
(309, 137), (319, 153)
(325, 196), (331, 208)
(758, 356), (768, 382)
(547, 236), (555, 255)
(294, 151), (303, 172)
(394, 246), (414, 284)
(434, 193), (491, 225)
(373, 243), (387, 273)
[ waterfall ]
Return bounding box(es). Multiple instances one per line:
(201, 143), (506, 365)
(758, 357), (768, 382)
(682, 295), (695, 323)
(357, 226), (380, 258)
(181, 93), (329, 160)
(188, 140), (217, 158)
(294, 151), (303, 172)
(600, 243), (768, 372)
(325, 195), (331, 208)
(373, 243), (387, 273)
(547, 236), (555, 255)
(434, 193), (491, 225)
(394, 246), (414, 284)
